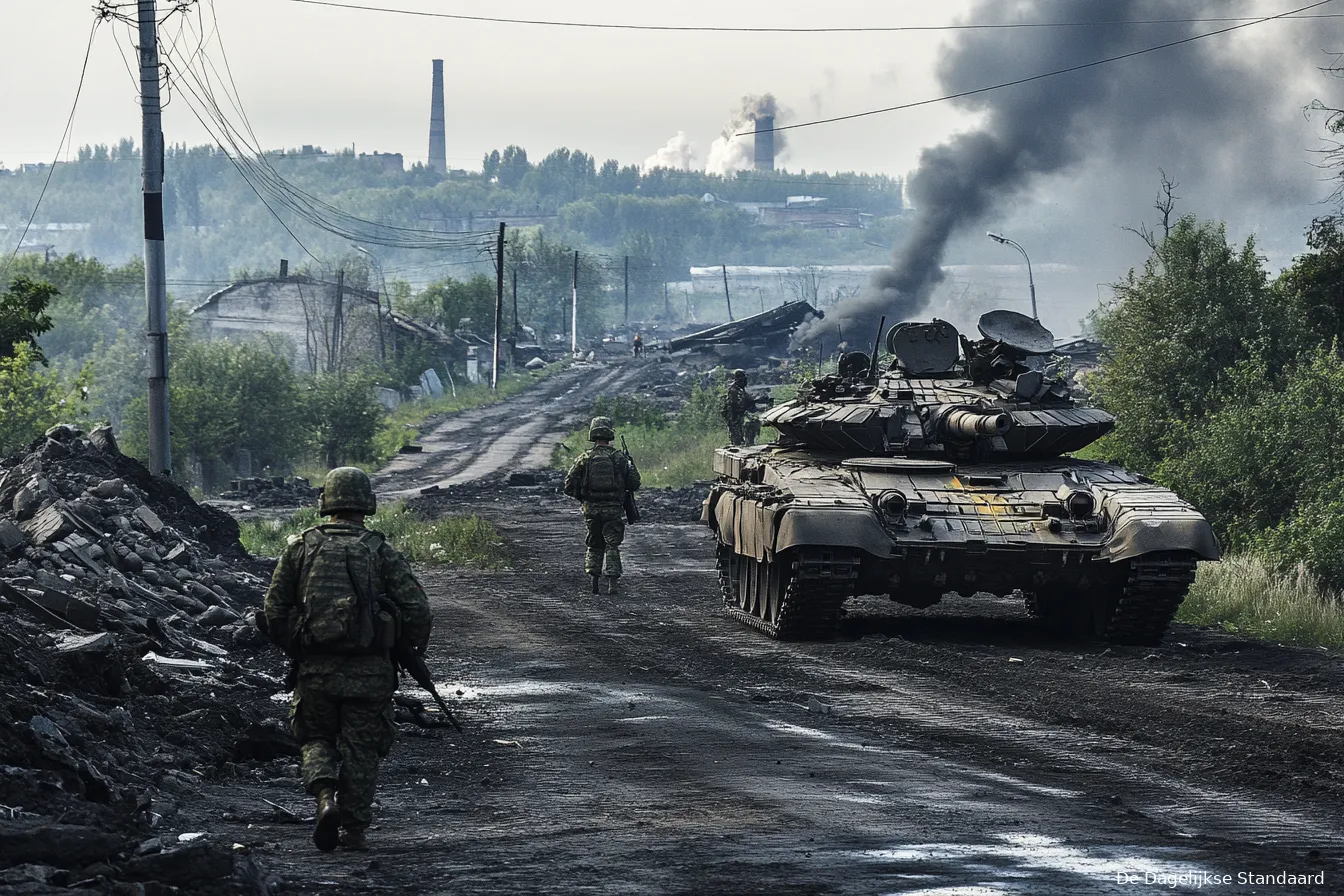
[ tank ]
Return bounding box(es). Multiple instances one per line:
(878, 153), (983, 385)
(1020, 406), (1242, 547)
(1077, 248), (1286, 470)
(702, 310), (1220, 644)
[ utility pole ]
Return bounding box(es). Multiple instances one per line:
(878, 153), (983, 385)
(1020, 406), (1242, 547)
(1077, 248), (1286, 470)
(663, 281), (669, 319)
(331, 268), (345, 377)
(139, 0), (171, 476)
(721, 264), (734, 321)
(492, 222), (505, 389)
(623, 255), (629, 326)
(571, 249), (579, 355)
(511, 267), (518, 336)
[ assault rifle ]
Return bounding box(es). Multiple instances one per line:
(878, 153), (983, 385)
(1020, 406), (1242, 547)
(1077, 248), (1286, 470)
(620, 435), (640, 524)
(394, 643), (464, 733)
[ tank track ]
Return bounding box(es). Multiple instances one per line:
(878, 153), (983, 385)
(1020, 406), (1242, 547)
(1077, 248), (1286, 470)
(1103, 551), (1198, 646)
(718, 546), (859, 640)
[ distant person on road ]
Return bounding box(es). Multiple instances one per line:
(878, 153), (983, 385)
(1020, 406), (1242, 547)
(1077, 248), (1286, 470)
(723, 368), (756, 446)
(263, 466), (433, 854)
(563, 416), (641, 595)
(632, 333), (644, 357)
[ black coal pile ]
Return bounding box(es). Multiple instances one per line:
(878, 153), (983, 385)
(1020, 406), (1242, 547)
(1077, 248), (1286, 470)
(0, 424), (286, 894)
(633, 485), (710, 523)
(217, 476), (319, 507)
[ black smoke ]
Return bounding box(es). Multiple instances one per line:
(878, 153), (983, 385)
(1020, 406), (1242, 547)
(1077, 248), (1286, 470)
(796, 0), (1328, 345)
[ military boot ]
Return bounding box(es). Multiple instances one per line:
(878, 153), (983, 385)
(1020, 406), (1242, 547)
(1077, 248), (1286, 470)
(339, 827), (369, 851)
(313, 786), (340, 853)
(604, 576), (620, 595)
(590, 574), (600, 594)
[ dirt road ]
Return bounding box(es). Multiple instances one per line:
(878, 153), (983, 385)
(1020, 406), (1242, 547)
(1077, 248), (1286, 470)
(205, 362), (1344, 894)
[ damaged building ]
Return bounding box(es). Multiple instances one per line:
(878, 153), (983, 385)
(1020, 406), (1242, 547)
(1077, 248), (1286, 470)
(190, 274), (495, 382)
(663, 300), (822, 363)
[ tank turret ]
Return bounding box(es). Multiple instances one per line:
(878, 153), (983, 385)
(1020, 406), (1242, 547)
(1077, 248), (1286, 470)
(705, 308), (1220, 647)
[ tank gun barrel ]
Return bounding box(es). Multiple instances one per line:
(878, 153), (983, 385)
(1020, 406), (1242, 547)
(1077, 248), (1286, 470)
(939, 408), (1013, 441)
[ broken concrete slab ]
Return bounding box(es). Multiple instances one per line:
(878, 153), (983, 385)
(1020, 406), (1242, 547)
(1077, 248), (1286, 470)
(20, 502), (76, 545)
(119, 842), (235, 885)
(0, 518), (26, 552)
(133, 505), (165, 534)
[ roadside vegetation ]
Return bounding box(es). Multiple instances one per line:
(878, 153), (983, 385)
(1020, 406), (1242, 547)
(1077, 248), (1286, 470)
(1084, 210), (1344, 647)
(554, 376), (731, 489)
(238, 500), (508, 568)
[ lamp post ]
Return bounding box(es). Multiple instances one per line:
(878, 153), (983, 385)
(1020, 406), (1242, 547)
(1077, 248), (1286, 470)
(986, 231), (1037, 320)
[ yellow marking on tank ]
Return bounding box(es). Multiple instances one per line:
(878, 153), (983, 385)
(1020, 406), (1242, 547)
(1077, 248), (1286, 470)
(948, 477), (1012, 515)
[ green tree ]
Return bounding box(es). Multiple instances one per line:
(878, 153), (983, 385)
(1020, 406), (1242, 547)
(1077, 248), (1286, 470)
(0, 342), (89, 456)
(1276, 216), (1344, 347)
(305, 369), (387, 467)
(1088, 215), (1292, 471)
(0, 276), (58, 362)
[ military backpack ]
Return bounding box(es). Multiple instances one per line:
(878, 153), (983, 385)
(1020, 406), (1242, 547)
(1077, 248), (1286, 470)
(296, 525), (395, 654)
(579, 449), (626, 503)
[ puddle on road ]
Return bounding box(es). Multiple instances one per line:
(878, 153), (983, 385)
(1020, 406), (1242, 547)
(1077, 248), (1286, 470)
(857, 833), (1222, 893)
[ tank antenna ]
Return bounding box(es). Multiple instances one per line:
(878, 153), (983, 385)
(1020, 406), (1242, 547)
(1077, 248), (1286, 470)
(867, 316), (887, 380)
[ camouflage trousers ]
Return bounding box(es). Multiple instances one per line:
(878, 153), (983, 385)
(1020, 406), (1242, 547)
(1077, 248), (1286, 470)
(728, 415), (759, 446)
(583, 504), (626, 577)
(292, 661), (397, 831)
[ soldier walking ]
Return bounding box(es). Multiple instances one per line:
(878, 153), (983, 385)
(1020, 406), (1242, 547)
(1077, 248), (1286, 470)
(564, 416), (641, 594)
(723, 368), (753, 446)
(263, 467), (433, 853)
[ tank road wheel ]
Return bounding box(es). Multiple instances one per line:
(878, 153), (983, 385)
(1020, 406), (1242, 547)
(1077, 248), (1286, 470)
(1025, 551), (1199, 646)
(717, 545), (859, 640)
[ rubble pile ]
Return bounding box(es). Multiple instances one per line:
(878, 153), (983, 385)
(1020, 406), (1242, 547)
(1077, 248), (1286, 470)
(217, 476), (320, 507)
(0, 425), (287, 894)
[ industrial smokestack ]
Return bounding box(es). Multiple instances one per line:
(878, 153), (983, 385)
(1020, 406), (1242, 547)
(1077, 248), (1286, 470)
(428, 59), (446, 174)
(753, 115), (775, 172)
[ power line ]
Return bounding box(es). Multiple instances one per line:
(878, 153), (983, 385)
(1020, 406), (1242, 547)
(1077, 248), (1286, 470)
(749, 0), (1338, 136)
(279, 0), (1340, 33)
(1, 18), (102, 278)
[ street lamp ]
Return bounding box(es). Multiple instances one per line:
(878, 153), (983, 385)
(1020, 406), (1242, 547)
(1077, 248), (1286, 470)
(986, 231), (1037, 320)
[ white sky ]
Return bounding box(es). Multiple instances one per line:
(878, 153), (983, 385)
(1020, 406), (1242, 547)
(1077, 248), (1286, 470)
(4, 0), (1342, 329)
(3, 0), (1015, 174)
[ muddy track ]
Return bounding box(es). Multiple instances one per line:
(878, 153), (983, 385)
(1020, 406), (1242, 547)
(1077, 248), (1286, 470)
(375, 362), (637, 498)
(202, 501), (1344, 894)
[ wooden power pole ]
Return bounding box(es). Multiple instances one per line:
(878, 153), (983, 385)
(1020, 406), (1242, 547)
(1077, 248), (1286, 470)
(493, 222), (505, 389)
(571, 249), (579, 354)
(623, 255), (629, 326)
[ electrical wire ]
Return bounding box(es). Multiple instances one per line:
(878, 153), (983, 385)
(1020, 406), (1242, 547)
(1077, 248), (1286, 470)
(1, 18), (102, 278)
(279, 0), (1340, 34)
(750, 0), (1338, 135)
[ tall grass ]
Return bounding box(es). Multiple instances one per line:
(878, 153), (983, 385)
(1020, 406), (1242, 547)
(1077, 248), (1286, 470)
(555, 424), (726, 489)
(238, 501), (507, 568)
(1179, 554), (1344, 648)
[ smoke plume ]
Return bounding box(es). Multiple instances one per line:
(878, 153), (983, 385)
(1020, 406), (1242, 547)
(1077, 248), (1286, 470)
(705, 93), (787, 176)
(642, 131), (697, 173)
(796, 0), (1322, 345)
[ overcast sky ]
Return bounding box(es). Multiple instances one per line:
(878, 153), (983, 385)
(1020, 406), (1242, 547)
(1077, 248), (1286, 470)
(5, 1), (1343, 329)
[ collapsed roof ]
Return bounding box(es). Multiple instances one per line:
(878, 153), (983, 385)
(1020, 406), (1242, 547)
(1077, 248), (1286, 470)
(662, 301), (823, 354)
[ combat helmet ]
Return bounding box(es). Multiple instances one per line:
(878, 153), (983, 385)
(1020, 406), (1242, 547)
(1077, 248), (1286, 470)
(320, 466), (377, 515)
(588, 416), (616, 442)
(731, 368), (748, 385)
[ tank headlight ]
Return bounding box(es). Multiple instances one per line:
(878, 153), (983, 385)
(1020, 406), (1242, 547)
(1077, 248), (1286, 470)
(1065, 490), (1095, 519)
(881, 491), (908, 516)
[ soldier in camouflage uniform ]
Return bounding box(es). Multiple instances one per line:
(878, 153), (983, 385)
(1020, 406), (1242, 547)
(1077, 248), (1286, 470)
(564, 416), (641, 594)
(263, 467), (432, 853)
(723, 369), (753, 446)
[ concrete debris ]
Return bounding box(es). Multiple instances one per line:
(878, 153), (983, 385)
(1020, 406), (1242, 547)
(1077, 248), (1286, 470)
(662, 301), (821, 359)
(0, 425), (288, 892)
(525, 357), (547, 370)
(217, 476), (319, 507)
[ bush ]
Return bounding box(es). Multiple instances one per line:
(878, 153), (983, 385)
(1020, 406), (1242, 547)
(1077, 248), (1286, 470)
(590, 394), (667, 430)
(304, 369), (387, 467)
(0, 342), (90, 456)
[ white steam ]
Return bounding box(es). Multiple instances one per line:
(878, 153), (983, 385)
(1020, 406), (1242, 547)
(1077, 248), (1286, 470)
(642, 131), (697, 172)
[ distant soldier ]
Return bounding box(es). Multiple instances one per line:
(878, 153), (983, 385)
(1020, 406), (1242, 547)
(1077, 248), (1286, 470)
(632, 333), (644, 357)
(722, 368), (753, 446)
(263, 467), (433, 853)
(563, 416), (641, 594)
